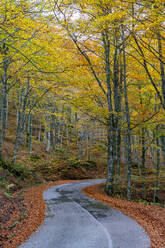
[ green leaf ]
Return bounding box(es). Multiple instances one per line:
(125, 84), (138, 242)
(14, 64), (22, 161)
(4, 192), (13, 198)
(7, 183), (15, 190)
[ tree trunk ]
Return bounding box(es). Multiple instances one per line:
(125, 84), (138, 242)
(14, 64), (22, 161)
(21, 113), (26, 146)
(154, 126), (160, 203)
(0, 57), (8, 157)
(13, 86), (24, 163)
(115, 46), (122, 185)
(13, 78), (30, 162)
(141, 127), (146, 172)
(46, 115), (51, 152)
(38, 121), (42, 142)
(132, 136), (141, 174)
(116, 128), (121, 185)
(157, 32), (165, 106)
(52, 115), (56, 153)
(28, 114), (33, 153)
(66, 124), (69, 146)
(86, 126), (91, 161)
(160, 135), (165, 168)
(102, 31), (115, 196)
(79, 128), (84, 160)
(122, 26), (132, 201)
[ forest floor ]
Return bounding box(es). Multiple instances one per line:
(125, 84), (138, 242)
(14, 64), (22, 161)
(0, 179), (165, 248)
(0, 117), (165, 248)
(0, 180), (79, 248)
(83, 183), (165, 248)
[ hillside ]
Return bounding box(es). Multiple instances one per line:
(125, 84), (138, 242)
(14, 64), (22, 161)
(0, 1), (165, 247)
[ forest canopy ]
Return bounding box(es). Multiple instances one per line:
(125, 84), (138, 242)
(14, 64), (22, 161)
(0, 0), (165, 202)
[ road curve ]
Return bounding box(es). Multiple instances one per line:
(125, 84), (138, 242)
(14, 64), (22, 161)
(19, 180), (150, 248)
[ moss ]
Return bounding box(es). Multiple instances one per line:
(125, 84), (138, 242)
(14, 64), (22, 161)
(68, 158), (97, 170)
(30, 153), (41, 162)
(0, 158), (32, 179)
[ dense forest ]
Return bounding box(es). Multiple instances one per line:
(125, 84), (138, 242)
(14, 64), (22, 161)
(0, 0), (165, 205)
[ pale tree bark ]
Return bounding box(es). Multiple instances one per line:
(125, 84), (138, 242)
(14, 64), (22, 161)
(86, 126), (91, 161)
(56, 106), (63, 148)
(75, 112), (79, 146)
(115, 47), (123, 185)
(154, 126), (160, 202)
(141, 128), (146, 171)
(123, 135), (128, 162)
(13, 86), (24, 163)
(116, 128), (121, 184)
(160, 135), (165, 168)
(43, 125), (47, 145)
(79, 128), (84, 160)
(113, 35), (119, 162)
(21, 114), (26, 146)
(66, 124), (69, 146)
(27, 113), (33, 153)
(21, 78), (30, 146)
(46, 115), (51, 152)
(57, 119), (61, 148)
(157, 32), (165, 106)
(51, 115), (56, 154)
(132, 136), (141, 174)
(122, 26), (132, 201)
(38, 121), (42, 142)
(0, 55), (9, 157)
(13, 78), (30, 163)
(67, 106), (72, 144)
(102, 31), (115, 196)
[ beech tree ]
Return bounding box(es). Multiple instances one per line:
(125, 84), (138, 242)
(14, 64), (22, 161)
(0, 0), (164, 202)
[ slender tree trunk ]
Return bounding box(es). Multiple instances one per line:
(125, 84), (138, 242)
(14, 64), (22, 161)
(116, 128), (121, 184)
(43, 125), (47, 145)
(115, 47), (122, 185)
(141, 127), (146, 172)
(157, 32), (165, 105)
(21, 77), (30, 146)
(105, 126), (115, 195)
(38, 121), (42, 142)
(46, 115), (51, 152)
(160, 135), (165, 168)
(102, 31), (115, 196)
(86, 126), (91, 160)
(0, 57), (8, 157)
(122, 26), (132, 201)
(13, 78), (30, 162)
(123, 135), (128, 162)
(75, 112), (79, 146)
(66, 124), (69, 146)
(57, 119), (61, 147)
(79, 129), (84, 160)
(52, 115), (56, 153)
(21, 113), (26, 146)
(28, 113), (33, 153)
(113, 35), (120, 164)
(13, 110), (22, 163)
(13, 87), (23, 163)
(132, 136), (141, 174)
(67, 106), (72, 143)
(141, 127), (147, 198)
(154, 126), (160, 202)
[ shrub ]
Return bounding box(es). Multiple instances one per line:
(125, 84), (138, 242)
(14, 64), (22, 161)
(30, 153), (41, 161)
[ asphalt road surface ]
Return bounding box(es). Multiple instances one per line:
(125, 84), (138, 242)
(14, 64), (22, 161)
(19, 180), (150, 248)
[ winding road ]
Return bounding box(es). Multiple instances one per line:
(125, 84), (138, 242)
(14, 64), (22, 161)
(19, 180), (150, 248)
